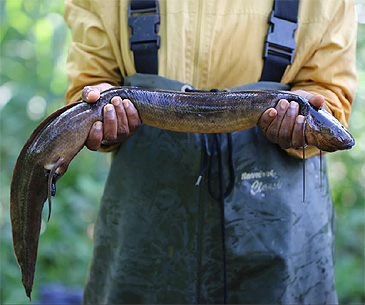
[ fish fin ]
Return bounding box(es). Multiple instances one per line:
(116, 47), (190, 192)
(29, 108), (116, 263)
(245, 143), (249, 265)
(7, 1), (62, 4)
(47, 157), (65, 222)
(26, 288), (31, 301)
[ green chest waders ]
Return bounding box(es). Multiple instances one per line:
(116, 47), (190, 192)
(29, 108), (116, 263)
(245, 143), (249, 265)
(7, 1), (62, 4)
(83, 1), (337, 304)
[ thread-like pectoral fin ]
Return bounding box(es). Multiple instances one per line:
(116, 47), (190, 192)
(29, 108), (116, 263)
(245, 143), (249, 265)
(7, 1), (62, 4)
(45, 157), (65, 222)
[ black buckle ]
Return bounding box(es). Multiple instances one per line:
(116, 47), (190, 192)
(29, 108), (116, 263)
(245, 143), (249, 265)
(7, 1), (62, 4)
(263, 11), (297, 64)
(128, 0), (160, 50)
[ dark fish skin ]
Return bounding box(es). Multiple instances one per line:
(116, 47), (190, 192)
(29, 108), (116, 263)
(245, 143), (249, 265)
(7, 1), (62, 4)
(10, 101), (105, 299)
(10, 87), (355, 299)
(100, 87), (355, 151)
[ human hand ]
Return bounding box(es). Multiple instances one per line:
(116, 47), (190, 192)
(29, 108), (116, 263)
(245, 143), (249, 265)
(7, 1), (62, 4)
(82, 83), (141, 151)
(257, 90), (326, 149)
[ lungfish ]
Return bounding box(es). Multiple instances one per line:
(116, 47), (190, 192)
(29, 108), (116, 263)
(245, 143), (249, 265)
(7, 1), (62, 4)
(10, 87), (355, 299)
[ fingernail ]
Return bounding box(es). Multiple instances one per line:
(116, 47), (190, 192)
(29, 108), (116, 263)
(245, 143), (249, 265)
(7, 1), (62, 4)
(290, 101), (298, 109)
(84, 87), (94, 101)
(123, 100), (130, 108)
(296, 116), (305, 124)
(280, 100), (287, 110)
(94, 121), (102, 130)
(268, 109), (276, 117)
(111, 96), (121, 106)
(288, 101), (298, 115)
(105, 104), (114, 112)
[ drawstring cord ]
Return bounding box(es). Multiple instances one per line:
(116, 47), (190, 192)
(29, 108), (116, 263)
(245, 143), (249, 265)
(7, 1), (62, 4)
(196, 133), (235, 304)
(185, 87), (235, 303)
(207, 134), (235, 201)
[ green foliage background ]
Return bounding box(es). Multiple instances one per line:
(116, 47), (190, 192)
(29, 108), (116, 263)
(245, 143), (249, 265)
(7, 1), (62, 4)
(0, 0), (364, 304)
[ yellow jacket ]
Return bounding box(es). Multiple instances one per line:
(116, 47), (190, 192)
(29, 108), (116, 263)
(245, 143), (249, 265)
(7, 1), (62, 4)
(64, 0), (357, 158)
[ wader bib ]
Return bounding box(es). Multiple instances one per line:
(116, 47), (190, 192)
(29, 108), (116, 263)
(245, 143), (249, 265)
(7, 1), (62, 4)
(83, 1), (337, 303)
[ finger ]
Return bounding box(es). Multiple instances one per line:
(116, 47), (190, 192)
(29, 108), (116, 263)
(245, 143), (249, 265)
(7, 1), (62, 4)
(291, 90), (325, 110)
(82, 86), (100, 103)
(258, 108), (277, 133)
(291, 90), (313, 100)
(292, 115), (306, 148)
(86, 121), (103, 151)
(122, 99), (141, 135)
(266, 99), (289, 144)
(308, 94), (325, 109)
(111, 96), (130, 141)
(277, 101), (299, 149)
(103, 104), (117, 142)
(81, 83), (113, 103)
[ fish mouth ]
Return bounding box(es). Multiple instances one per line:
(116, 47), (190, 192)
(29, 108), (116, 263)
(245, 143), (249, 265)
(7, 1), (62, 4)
(336, 129), (355, 149)
(306, 109), (355, 152)
(322, 129), (355, 152)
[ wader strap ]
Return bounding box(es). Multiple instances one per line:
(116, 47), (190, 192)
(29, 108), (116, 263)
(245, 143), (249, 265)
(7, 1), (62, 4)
(126, 1), (299, 302)
(128, 0), (160, 74)
(260, 0), (299, 82)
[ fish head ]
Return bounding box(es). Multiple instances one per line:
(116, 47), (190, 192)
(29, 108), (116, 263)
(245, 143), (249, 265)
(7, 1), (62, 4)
(305, 108), (355, 152)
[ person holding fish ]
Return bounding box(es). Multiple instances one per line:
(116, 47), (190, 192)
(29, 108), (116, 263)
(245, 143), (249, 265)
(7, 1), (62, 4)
(61, 0), (357, 303)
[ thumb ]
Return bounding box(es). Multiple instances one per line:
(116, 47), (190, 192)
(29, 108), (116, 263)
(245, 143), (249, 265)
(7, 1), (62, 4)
(81, 83), (113, 103)
(308, 94), (325, 109)
(291, 90), (325, 109)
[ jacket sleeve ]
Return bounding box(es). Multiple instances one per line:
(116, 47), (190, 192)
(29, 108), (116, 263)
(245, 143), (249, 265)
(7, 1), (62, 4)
(64, 0), (123, 104)
(285, 0), (357, 159)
